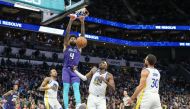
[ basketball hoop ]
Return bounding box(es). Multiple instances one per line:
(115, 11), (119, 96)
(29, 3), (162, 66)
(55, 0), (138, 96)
(75, 8), (89, 17)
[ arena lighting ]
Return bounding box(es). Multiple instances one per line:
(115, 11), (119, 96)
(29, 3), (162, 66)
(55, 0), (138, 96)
(1, 1), (190, 31)
(0, 19), (190, 47)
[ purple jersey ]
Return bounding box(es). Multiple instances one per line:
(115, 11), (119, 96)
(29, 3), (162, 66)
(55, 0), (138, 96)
(3, 91), (19, 109)
(63, 46), (81, 67)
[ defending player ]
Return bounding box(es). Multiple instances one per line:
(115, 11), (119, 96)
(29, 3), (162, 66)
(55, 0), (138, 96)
(73, 61), (115, 109)
(39, 69), (62, 109)
(128, 54), (162, 109)
(62, 14), (86, 109)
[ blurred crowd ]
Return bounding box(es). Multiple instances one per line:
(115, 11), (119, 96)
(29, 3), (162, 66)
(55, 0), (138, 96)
(87, 0), (190, 25)
(1, 0), (190, 25)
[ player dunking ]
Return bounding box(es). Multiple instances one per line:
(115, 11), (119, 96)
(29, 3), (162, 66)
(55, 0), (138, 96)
(128, 54), (162, 109)
(2, 84), (19, 109)
(39, 69), (62, 109)
(73, 61), (115, 109)
(62, 15), (86, 109)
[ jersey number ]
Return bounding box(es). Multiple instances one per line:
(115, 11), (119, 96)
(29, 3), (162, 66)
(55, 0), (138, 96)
(70, 53), (75, 60)
(151, 78), (158, 88)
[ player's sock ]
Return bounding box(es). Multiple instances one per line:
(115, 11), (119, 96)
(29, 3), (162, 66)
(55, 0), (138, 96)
(63, 83), (70, 109)
(72, 82), (81, 107)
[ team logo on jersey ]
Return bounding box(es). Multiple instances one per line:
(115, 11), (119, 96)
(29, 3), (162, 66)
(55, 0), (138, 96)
(53, 83), (58, 91)
(93, 76), (102, 86)
(68, 48), (77, 52)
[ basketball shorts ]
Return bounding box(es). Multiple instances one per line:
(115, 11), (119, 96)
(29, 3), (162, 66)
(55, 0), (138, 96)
(135, 92), (162, 109)
(62, 67), (80, 83)
(44, 98), (62, 109)
(87, 94), (106, 109)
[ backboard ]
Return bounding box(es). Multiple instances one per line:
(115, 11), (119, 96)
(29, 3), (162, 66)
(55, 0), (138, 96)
(2, 0), (89, 25)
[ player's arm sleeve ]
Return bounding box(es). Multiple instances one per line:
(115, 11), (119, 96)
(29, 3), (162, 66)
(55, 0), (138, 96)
(39, 77), (50, 91)
(74, 66), (96, 81)
(74, 70), (90, 81)
(63, 19), (74, 51)
(131, 69), (149, 100)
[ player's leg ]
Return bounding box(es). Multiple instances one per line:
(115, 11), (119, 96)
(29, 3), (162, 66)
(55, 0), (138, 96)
(151, 94), (162, 109)
(86, 94), (96, 109)
(138, 94), (152, 109)
(44, 98), (50, 109)
(97, 97), (106, 109)
(71, 70), (81, 108)
(54, 99), (63, 109)
(72, 82), (81, 108)
(62, 68), (71, 109)
(48, 98), (58, 109)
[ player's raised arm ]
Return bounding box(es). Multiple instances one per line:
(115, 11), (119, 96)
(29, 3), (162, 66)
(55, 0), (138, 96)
(77, 16), (86, 52)
(79, 16), (85, 37)
(79, 9), (89, 37)
(39, 77), (51, 91)
(63, 15), (76, 51)
(130, 69), (149, 102)
(73, 66), (97, 81)
(100, 73), (116, 91)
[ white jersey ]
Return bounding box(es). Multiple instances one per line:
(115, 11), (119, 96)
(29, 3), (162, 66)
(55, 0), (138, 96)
(136, 68), (162, 109)
(89, 70), (108, 97)
(44, 79), (59, 99)
(144, 68), (160, 93)
(123, 96), (130, 106)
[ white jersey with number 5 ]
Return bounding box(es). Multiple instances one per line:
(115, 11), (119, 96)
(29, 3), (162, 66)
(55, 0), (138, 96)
(144, 68), (160, 93)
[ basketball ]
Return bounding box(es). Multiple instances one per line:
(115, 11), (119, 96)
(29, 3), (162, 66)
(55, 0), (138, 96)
(76, 36), (87, 48)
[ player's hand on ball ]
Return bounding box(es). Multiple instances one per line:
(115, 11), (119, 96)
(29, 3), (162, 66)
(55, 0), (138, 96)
(90, 66), (97, 73)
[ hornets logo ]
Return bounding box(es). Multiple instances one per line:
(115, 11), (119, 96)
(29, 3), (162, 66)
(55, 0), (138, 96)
(93, 76), (102, 86)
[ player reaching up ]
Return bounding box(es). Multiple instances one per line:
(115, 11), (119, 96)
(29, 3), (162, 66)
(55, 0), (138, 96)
(62, 14), (86, 109)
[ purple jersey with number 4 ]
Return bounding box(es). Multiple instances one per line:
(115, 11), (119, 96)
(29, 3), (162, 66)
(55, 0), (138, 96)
(63, 46), (81, 67)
